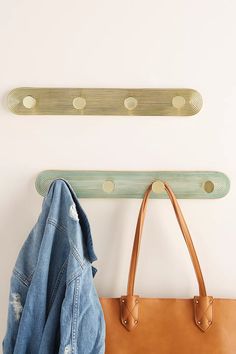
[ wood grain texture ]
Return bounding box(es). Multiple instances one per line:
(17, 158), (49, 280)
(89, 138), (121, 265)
(8, 88), (202, 116)
(35, 170), (230, 199)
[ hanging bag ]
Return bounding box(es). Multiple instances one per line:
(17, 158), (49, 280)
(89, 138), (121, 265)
(100, 182), (236, 354)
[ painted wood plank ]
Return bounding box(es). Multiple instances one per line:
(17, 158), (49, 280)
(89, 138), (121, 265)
(8, 88), (202, 116)
(35, 170), (230, 199)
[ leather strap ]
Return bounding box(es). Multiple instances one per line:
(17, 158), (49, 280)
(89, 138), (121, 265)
(120, 182), (213, 332)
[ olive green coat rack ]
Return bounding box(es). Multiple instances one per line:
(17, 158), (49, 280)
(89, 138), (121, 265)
(35, 171), (230, 199)
(8, 88), (202, 116)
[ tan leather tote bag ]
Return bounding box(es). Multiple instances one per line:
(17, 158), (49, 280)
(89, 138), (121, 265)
(100, 182), (236, 354)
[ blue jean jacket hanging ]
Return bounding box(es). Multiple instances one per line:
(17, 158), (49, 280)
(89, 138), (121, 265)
(2, 179), (105, 354)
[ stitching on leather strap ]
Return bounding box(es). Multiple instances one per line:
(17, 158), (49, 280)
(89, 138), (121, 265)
(120, 296), (139, 331)
(194, 296), (213, 332)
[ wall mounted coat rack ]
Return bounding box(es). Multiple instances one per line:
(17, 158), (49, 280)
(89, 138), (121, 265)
(8, 88), (202, 116)
(35, 170), (230, 199)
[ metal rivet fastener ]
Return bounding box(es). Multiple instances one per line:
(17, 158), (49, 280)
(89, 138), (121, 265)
(197, 321), (201, 324)
(134, 320), (138, 324)
(121, 299), (125, 303)
(124, 320), (127, 324)
(195, 300), (199, 304)
(208, 321), (212, 325)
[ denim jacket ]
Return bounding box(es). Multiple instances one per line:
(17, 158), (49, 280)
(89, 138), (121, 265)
(3, 179), (105, 354)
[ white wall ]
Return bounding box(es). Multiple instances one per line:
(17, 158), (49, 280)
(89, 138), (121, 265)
(1, 0), (236, 348)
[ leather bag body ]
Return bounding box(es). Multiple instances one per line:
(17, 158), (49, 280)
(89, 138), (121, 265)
(100, 182), (236, 354)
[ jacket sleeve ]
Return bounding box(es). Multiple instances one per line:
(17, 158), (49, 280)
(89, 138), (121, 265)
(2, 185), (53, 353)
(2, 270), (29, 354)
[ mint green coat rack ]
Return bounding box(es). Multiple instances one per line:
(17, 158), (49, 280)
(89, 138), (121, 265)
(35, 171), (230, 199)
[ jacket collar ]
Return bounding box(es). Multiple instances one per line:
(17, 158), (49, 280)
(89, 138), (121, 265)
(48, 178), (97, 263)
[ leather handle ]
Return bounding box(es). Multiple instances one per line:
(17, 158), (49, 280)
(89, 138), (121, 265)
(127, 182), (207, 297)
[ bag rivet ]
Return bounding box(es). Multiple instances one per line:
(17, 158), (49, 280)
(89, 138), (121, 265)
(134, 320), (138, 324)
(208, 321), (212, 325)
(124, 320), (127, 324)
(195, 300), (199, 304)
(197, 321), (201, 324)
(135, 299), (139, 304)
(121, 299), (125, 303)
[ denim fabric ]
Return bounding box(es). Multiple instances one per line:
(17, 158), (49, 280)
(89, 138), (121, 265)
(3, 179), (105, 354)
